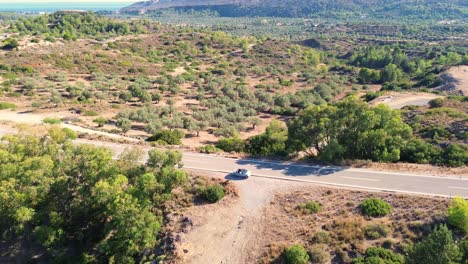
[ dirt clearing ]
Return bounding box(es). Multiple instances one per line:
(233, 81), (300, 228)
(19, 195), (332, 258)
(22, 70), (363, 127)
(171, 170), (306, 263)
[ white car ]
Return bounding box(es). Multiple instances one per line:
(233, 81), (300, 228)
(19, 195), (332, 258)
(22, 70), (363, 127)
(232, 168), (251, 179)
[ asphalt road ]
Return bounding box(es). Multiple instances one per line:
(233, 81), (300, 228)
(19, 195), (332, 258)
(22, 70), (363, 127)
(1, 129), (467, 198)
(181, 153), (468, 198)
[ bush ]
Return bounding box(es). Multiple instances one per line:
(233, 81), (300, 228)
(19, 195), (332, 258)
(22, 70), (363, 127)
(93, 117), (107, 127)
(43, 117), (62, 124)
(216, 137), (245, 153)
(200, 184), (225, 203)
(284, 245), (309, 264)
(148, 129), (185, 145)
(83, 110), (98, 116)
(400, 139), (438, 164)
(0, 101), (16, 110)
(429, 98), (444, 108)
(312, 231), (330, 244)
(2, 38), (18, 50)
(198, 145), (222, 154)
(308, 244), (329, 263)
(447, 196), (468, 234)
(364, 224), (389, 239)
(360, 198), (392, 217)
(352, 247), (404, 264)
(297, 201), (321, 214)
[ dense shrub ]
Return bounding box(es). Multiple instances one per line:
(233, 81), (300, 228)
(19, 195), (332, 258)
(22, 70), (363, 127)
(448, 196), (468, 234)
(461, 239), (468, 263)
(198, 145), (222, 154)
(148, 129), (185, 145)
(438, 144), (468, 167)
(406, 225), (461, 263)
(200, 184), (225, 203)
(400, 139), (438, 164)
(429, 98), (445, 108)
(360, 198), (392, 217)
(216, 137), (245, 153)
(245, 120), (288, 157)
(352, 247), (404, 264)
(284, 244), (309, 264)
(297, 201), (321, 214)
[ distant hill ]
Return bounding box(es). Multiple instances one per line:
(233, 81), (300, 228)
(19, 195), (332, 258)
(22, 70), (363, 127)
(122, 0), (468, 19)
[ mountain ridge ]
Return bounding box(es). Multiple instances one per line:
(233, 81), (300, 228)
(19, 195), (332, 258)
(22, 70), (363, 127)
(122, 0), (468, 19)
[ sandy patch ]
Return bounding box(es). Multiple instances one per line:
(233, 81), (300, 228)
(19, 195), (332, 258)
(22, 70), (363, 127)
(445, 65), (468, 95)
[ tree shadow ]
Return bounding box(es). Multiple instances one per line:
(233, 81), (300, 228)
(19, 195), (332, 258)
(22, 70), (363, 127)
(235, 158), (344, 177)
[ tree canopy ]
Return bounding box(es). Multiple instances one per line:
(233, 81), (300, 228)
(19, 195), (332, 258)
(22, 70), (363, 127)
(287, 97), (412, 162)
(0, 128), (187, 263)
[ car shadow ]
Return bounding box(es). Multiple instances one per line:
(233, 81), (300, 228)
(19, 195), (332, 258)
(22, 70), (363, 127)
(235, 158), (345, 177)
(224, 173), (248, 181)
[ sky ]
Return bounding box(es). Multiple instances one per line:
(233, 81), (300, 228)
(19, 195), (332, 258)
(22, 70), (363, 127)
(0, 0), (139, 2)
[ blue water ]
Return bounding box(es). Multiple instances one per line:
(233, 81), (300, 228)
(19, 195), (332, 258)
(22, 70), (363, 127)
(0, 2), (133, 12)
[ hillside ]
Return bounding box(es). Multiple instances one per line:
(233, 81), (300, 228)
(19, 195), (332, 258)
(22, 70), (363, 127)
(123, 0), (468, 19)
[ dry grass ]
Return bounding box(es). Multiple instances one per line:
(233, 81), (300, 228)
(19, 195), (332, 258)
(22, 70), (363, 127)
(252, 187), (449, 263)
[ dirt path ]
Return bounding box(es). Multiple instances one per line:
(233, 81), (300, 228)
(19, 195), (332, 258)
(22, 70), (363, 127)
(370, 91), (442, 109)
(175, 170), (304, 264)
(0, 110), (138, 142)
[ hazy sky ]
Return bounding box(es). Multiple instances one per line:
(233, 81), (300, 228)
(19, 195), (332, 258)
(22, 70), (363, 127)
(0, 0), (138, 2)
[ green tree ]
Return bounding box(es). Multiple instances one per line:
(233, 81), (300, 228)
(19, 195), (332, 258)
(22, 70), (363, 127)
(0, 132), (178, 262)
(246, 120), (288, 156)
(287, 98), (412, 162)
(116, 117), (132, 133)
(448, 196), (468, 234)
(406, 225), (461, 264)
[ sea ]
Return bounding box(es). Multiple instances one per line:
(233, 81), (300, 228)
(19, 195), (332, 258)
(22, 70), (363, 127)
(0, 2), (133, 13)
